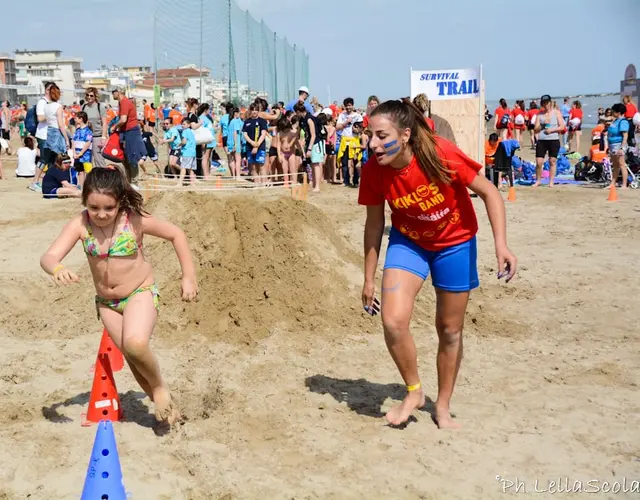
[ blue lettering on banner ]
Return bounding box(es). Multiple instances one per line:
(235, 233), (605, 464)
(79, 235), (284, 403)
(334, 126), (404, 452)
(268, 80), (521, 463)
(421, 72), (461, 81)
(435, 78), (479, 96)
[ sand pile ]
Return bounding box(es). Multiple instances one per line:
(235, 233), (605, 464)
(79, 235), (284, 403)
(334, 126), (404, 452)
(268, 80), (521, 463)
(143, 193), (375, 346)
(2, 194), (375, 345)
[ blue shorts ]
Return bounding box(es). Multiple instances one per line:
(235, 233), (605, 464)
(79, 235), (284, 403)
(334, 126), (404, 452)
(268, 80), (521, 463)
(384, 228), (479, 292)
(248, 149), (266, 165)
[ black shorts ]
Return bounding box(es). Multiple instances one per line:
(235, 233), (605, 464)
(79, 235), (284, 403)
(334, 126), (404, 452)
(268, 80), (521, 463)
(326, 143), (335, 156)
(1, 130), (9, 140)
(268, 146), (278, 157)
(222, 136), (228, 148)
(536, 139), (561, 159)
(169, 149), (182, 158)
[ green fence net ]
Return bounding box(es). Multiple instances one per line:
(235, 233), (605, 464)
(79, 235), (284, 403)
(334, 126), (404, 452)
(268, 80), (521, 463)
(154, 0), (309, 105)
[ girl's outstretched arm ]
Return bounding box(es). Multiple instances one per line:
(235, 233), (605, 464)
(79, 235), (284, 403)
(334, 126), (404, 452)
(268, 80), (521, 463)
(467, 173), (518, 282)
(40, 214), (83, 285)
(140, 215), (198, 301)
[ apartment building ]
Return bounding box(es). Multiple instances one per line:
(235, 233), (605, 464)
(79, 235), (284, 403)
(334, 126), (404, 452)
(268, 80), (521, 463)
(14, 49), (83, 105)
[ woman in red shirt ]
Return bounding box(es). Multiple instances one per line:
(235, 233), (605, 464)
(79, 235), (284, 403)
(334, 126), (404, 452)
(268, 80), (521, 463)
(526, 102), (540, 149)
(359, 98), (517, 428)
(512, 100), (527, 143)
(494, 98), (511, 140)
(568, 101), (584, 153)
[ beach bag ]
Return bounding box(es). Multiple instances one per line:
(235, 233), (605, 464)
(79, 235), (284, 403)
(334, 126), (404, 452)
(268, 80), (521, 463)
(500, 112), (511, 126)
(101, 133), (125, 163)
(25, 105), (38, 136)
(194, 126), (214, 145)
(514, 114), (525, 126)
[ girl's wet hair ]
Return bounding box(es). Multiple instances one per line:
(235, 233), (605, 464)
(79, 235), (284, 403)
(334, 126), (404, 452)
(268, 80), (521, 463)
(82, 167), (147, 216)
(276, 117), (292, 132)
(371, 98), (453, 184)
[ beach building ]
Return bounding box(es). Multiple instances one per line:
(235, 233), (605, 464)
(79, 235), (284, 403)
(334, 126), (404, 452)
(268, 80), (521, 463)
(14, 49), (83, 105)
(0, 53), (18, 103)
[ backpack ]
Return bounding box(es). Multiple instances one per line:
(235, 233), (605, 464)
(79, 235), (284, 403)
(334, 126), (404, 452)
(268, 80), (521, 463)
(101, 133), (124, 163)
(25, 104), (38, 136)
(500, 111), (511, 127)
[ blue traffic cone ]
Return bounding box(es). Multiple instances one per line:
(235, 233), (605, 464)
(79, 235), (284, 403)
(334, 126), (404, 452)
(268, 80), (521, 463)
(81, 420), (126, 500)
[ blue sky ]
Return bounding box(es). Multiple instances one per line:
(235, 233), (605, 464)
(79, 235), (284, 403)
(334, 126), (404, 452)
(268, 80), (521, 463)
(6, 0), (639, 105)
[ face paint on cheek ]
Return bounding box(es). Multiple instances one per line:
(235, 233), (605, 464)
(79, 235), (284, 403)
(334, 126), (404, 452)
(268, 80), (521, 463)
(383, 139), (398, 149)
(385, 146), (401, 156)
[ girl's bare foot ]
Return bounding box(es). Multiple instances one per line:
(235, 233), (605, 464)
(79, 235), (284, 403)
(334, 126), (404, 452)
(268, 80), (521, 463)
(385, 389), (425, 426)
(434, 405), (461, 430)
(153, 387), (180, 434)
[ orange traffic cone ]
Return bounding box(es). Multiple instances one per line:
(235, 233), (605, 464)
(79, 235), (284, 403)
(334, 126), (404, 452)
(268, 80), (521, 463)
(507, 186), (516, 202)
(607, 185), (618, 202)
(215, 176), (222, 189)
(98, 328), (124, 372)
(82, 354), (122, 426)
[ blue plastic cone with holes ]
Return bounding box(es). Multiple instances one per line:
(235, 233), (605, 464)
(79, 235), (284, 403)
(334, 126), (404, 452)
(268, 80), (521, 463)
(81, 420), (126, 500)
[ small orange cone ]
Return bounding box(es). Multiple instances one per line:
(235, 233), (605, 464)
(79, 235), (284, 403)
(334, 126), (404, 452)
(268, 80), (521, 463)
(507, 186), (516, 202)
(82, 354), (122, 426)
(97, 328), (124, 372)
(215, 176), (222, 189)
(607, 185), (618, 202)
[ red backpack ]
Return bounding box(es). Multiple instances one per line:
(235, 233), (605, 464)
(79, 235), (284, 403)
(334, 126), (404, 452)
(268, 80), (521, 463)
(101, 133), (124, 163)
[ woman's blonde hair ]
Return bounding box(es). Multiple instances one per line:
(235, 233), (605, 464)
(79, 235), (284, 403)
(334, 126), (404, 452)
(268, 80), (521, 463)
(413, 93), (430, 114)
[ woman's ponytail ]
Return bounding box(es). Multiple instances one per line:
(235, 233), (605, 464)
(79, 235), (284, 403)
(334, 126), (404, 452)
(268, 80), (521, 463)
(399, 98), (453, 184)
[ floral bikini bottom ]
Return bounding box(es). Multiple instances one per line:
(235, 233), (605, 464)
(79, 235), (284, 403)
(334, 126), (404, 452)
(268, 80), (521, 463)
(95, 284), (160, 317)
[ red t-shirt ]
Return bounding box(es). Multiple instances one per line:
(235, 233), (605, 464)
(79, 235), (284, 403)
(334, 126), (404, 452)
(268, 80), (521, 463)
(358, 137), (482, 251)
(527, 109), (540, 123)
(118, 97), (138, 131)
(624, 102), (637, 119)
(425, 116), (436, 132)
(569, 108), (583, 121)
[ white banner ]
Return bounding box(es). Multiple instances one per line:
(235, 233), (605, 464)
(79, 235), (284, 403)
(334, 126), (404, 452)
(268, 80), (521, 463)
(410, 68), (480, 101)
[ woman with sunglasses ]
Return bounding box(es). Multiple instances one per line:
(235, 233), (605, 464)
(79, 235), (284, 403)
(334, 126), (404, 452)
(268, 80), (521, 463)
(82, 87), (108, 169)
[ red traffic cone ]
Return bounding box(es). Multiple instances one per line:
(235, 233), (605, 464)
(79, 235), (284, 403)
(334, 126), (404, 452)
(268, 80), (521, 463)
(82, 354), (122, 426)
(98, 328), (124, 372)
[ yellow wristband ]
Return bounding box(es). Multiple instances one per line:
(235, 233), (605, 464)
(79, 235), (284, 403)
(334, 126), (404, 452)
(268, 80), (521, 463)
(52, 264), (64, 276)
(406, 382), (421, 392)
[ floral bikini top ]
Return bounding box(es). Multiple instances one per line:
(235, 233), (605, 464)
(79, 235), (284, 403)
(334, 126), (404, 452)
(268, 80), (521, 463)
(82, 210), (140, 259)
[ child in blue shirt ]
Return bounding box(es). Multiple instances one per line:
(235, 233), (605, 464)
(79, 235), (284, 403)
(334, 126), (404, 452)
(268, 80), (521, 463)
(72, 111), (93, 187)
(178, 116), (197, 186)
(227, 108), (244, 179)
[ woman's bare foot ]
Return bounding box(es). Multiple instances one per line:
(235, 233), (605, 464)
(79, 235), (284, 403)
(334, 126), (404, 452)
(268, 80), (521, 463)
(434, 405), (461, 430)
(385, 389), (425, 426)
(533, 181), (541, 188)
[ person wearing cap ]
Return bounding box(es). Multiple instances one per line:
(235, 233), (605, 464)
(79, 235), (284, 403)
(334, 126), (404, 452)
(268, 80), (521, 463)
(533, 94), (565, 187)
(285, 86), (314, 114)
(111, 86), (147, 182)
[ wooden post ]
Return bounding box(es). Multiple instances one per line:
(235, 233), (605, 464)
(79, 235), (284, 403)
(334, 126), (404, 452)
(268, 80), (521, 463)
(302, 172), (308, 201)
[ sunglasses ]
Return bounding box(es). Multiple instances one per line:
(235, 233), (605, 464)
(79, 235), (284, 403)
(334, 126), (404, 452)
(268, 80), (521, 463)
(86, 94), (95, 98)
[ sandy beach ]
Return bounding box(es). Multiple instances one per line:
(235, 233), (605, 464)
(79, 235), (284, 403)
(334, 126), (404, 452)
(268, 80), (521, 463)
(0, 134), (639, 499)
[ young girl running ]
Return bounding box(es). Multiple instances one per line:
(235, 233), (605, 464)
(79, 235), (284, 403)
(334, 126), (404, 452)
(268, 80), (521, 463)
(359, 98), (517, 429)
(40, 167), (198, 430)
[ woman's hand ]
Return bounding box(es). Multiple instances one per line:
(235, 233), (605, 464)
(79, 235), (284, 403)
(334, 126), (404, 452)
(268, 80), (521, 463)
(496, 245), (517, 283)
(181, 276), (198, 301)
(53, 268), (79, 286)
(361, 280), (380, 316)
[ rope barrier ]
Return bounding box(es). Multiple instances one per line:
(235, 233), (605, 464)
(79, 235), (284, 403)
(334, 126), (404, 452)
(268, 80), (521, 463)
(139, 172), (309, 200)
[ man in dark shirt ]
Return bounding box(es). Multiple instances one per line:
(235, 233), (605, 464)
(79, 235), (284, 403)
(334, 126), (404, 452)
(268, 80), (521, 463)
(242, 103), (268, 181)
